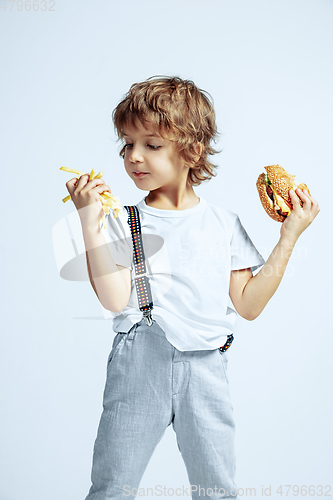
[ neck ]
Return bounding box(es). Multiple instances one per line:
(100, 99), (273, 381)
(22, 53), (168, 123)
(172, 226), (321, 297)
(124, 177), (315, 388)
(145, 185), (199, 211)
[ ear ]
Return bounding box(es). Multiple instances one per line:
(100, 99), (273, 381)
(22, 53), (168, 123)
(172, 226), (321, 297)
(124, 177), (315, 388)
(193, 142), (202, 162)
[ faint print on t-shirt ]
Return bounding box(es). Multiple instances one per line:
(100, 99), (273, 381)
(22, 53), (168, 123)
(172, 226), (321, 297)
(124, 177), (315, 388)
(52, 210), (164, 319)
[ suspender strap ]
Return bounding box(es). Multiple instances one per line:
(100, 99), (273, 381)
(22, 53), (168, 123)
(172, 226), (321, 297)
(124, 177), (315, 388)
(124, 205), (234, 351)
(124, 205), (154, 326)
(219, 333), (234, 352)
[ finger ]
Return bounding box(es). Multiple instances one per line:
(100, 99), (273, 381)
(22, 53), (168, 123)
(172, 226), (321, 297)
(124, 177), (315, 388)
(66, 177), (81, 195)
(302, 189), (318, 206)
(81, 178), (106, 193)
(91, 184), (111, 195)
(295, 187), (308, 199)
(294, 188), (308, 205)
(289, 189), (297, 201)
(295, 187), (310, 203)
(289, 189), (304, 211)
(296, 188), (316, 211)
(75, 173), (92, 191)
(306, 195), (320, 214)
(100, 185), (111, 196)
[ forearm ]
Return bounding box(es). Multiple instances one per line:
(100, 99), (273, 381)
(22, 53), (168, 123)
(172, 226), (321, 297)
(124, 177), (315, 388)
(241, 236), (297, 320)
(82, 224), (129, 313)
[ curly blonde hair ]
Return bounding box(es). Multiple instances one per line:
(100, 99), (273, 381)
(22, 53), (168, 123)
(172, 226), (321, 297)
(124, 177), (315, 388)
(112, 75), (221, 186)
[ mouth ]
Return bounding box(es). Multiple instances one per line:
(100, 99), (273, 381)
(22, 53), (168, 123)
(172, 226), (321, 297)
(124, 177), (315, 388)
(133, 172), (149, 178)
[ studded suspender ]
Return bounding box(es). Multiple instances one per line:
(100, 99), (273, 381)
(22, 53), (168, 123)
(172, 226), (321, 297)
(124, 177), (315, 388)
(124, 205), (154, 326)
(124, 205), (234, 351)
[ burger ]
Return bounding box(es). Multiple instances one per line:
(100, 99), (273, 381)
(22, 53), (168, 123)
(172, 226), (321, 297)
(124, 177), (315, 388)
(256, 165), (310, 222)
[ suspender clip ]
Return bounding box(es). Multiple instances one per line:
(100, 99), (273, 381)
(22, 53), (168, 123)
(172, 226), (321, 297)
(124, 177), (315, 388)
(142, 309), (153, 327)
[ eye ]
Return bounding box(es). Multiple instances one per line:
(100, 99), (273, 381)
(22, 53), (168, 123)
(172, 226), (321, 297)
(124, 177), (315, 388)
(124, 143), (133, 149)
(148, 145), (161, 150)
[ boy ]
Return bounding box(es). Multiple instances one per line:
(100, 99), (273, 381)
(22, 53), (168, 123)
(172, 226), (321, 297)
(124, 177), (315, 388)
(66, 76), (320, 500)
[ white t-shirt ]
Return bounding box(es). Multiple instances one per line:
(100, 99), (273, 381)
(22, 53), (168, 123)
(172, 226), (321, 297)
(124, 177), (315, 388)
(100, 196), (266, 352)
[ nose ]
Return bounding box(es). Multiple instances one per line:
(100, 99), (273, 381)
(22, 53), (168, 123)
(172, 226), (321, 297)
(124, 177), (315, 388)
(129, 145), (144, 164)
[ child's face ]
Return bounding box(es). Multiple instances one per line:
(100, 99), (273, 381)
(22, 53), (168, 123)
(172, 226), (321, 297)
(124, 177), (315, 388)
(122, 119), (190, 192)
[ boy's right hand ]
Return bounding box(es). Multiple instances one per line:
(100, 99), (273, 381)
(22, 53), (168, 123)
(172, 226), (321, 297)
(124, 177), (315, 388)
(66, 174), (112, 230)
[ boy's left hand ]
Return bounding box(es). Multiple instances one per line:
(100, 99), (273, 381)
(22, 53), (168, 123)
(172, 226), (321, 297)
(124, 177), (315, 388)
(280, 188), (320, 243)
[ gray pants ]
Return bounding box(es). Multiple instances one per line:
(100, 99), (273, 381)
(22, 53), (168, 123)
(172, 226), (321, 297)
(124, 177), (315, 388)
(84, 318), (238, 500)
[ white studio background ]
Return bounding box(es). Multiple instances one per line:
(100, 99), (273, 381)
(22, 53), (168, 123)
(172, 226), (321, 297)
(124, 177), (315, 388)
(1, 0), (332, 499)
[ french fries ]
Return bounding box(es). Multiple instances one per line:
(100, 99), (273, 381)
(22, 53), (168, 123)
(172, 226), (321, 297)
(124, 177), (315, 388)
(60, 166), (122, 228)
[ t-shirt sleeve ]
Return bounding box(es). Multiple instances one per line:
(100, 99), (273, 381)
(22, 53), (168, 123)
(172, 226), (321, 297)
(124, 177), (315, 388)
(230, 215), (265, 273)
(99, 206), (133, 270)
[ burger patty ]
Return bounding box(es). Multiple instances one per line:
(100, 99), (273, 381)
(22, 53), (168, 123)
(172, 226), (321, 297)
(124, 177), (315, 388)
(266, 185), (274, 201)
(266, 184), (288, 218)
